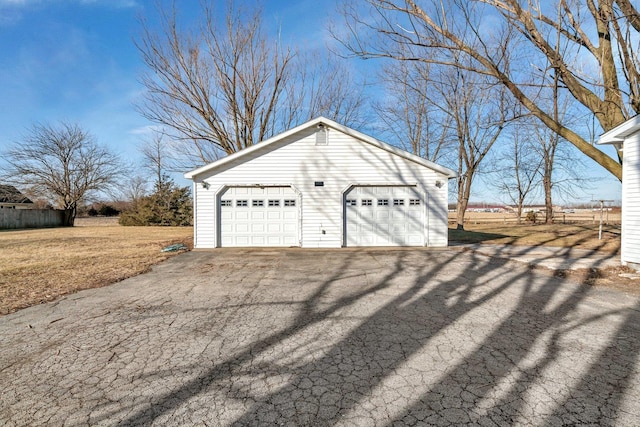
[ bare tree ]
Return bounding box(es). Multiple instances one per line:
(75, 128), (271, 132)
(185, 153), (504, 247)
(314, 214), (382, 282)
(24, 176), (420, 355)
(121, 175), (149, 205)
(289, 50), (369, 129)
(337, 0), (640, 180)
(375, 59), (452, 161)
(136, 1), (294, 164)
(495, 124), (543, 222)
(140, 130), (173, 185)
(444, 68), (513, 229)
(0, 122), (122, 226)
(530, 119), (592, 218)
(137, 3), (370, 169)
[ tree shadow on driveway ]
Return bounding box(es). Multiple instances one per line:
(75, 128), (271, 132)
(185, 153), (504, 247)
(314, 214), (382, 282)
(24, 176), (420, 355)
(2, 248), (639, 426)
(112, 248), (640, 426)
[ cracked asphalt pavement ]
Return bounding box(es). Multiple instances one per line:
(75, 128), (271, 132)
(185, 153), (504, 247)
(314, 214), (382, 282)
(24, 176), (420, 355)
(1, 248), (639, 426)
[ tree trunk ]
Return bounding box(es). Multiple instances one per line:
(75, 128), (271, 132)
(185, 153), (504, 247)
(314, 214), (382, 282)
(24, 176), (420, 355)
(456, 175), (471, 230)
(543, 174), (553, 224)
(63, 208), (75, 227)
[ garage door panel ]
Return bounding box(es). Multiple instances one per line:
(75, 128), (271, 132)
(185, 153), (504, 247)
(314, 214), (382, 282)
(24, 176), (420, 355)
(267, 211), (281, 220)
(235, 236), (250, 245)
(252, 236), (265, 245)
(219, 186), (299, 247)
(375, 211), (390, 220)
(346, 186), (424, 247)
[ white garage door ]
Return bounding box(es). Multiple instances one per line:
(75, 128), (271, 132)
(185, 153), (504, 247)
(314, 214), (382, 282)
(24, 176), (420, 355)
(345, 186), (425, 246)
(219, 186), (299, 247)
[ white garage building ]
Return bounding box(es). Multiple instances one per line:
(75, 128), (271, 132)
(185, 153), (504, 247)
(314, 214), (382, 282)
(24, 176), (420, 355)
(185, 117), (456, 248)
(598, 115), (640, 269)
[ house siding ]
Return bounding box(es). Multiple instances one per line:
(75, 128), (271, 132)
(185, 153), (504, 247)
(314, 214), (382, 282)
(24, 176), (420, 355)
(193, 127), (449, 248)
(622, 133), (640, 266)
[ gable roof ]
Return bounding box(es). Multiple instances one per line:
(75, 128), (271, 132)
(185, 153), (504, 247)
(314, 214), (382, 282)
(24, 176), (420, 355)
(0, 185), (33, 204)
(598, 115), (640, 145)
(185, 116), (456, 180)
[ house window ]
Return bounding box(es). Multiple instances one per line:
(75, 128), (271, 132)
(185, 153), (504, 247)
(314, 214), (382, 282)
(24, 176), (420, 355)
(409, 199), (421, 206)
(362, 199), (372, 206)
(252, 200), (264, 207)
(284, 199), (296, 207)
(221, 200), (232, 207)
(268, 200), (280, 207)
(236, 200), (248, 207)
(393, 199), (405, 206)
(346, 199), (357, 206)
(377, 199), (389, 206)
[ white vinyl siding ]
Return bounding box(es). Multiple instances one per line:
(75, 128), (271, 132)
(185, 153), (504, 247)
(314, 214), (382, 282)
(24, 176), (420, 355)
(193, 127), (449, 248)
(622, 134), (640, 265)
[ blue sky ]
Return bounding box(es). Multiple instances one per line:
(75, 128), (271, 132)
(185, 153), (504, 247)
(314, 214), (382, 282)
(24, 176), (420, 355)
(0, 0), (623, 204)
(0, 0), (336, 167)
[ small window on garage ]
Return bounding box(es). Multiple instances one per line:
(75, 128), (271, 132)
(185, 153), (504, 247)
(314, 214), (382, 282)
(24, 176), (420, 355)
(409, 199), (421, 206)
(284, 199), (296, 207)
(252, 200), (264, 207)
(221, 200), (232, 207)
(316, 127), (328, 145)
(377, 199), (389, 206)
(236, 200), (248, 207)
(393, 199), (405, 206)
(362, 199), (372, 206)
(268, 200), (280, 207)
(346, 199), (357, 206)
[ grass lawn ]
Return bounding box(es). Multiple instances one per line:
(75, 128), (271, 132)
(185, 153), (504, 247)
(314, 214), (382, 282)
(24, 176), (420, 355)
(0, 225), (192, 315)
(449, 223), (621, 254)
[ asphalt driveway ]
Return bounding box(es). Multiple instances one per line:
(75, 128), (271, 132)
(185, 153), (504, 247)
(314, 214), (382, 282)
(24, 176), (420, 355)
(1, 248), (639, 426)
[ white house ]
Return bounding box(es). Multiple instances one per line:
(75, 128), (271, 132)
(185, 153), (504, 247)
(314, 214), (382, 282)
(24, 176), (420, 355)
(598, 115), (640, 269)
(184, 117), (456, 248)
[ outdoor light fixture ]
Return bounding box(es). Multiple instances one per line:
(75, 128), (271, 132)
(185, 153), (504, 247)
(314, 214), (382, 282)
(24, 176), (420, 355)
(201, 182), (210, 189)
(435, 180), (443, 188)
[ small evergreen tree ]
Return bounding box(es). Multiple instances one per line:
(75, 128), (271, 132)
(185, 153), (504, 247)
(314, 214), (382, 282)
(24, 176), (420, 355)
(120, 178), (192, 226)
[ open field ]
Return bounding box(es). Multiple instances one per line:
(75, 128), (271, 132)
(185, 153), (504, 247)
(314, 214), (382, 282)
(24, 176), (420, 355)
(449, 223), (621, 254)
(0, 224), (192, 314)
(451, 209), (621, 225)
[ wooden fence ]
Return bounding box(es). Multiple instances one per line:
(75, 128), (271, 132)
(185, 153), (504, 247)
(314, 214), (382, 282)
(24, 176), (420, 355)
(0, 209), (66, 229)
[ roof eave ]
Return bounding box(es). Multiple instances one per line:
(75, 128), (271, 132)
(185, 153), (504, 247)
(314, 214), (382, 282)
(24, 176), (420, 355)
(597, 115), (640, 145)
(184, 116), (457, 180)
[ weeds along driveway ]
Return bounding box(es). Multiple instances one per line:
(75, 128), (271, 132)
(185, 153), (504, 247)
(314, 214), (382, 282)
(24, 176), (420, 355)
(1, 248), (639, 426)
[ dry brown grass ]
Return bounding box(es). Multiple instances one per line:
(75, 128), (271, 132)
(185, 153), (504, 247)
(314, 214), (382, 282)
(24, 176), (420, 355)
(0, 219), (629, 315)
(449, 223), (621, 254)
(452, 210), (622, 224)
(0, 224), (192, 315)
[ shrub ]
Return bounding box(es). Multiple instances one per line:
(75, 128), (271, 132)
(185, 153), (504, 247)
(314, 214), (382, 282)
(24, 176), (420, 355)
(98, 204), (119, 217)
(119, 179), (192, 226)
